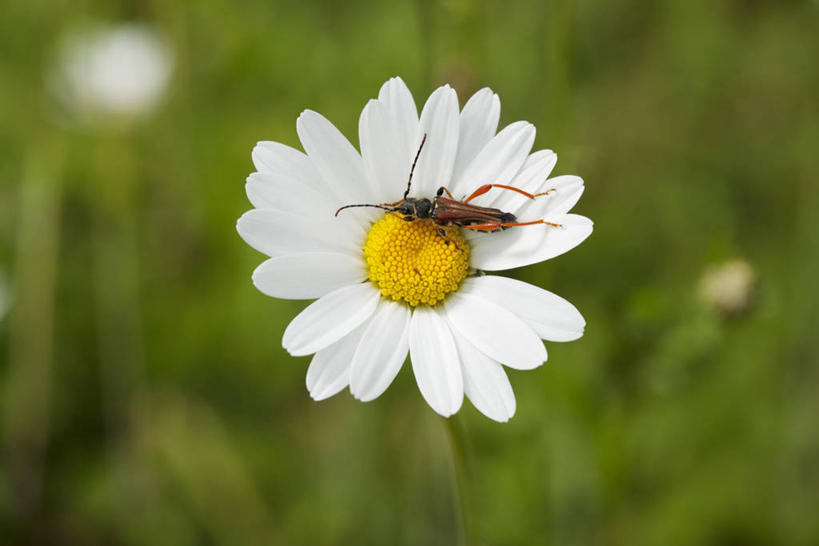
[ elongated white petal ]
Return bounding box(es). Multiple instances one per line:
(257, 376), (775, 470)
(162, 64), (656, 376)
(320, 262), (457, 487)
(251, 141), (318, 186)
(408, 307), (463, 416)
(469, 213), (593, 271)
(245, 172), (362, 234)
(282, 283), (379, 356)
(252, 253), (366, 300)
(508, 175), (585, 225)
(377, 77), (419, 191)
(378, 77), (419, 139)
(488, 149), (557, 212)
(248, 145), (367, 232)
(297, 109), (372, 203)
(451, 329), (516, 422)
(350, 300), (410, 401)
(535, 175), (585, 217)
(411, 86), (459, 198)
(246, 172), (325, 212)
(236, 209), (362, 258)
(445, 291), (546, 370)
(452, 88), (500, 184)
(461, 276), (585, 341)
(451, 121), (535, 200)
(306, 323), (366, 401)
(360, 99), (413, 203)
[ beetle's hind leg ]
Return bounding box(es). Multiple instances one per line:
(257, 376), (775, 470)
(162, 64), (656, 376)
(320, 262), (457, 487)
(460, 219), (563, 231)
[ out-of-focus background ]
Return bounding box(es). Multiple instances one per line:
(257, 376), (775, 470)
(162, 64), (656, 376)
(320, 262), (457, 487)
(2, 0), (818, 544)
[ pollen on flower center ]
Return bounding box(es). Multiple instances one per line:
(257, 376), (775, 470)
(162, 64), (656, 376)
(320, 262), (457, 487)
(363, 213), (470, 307)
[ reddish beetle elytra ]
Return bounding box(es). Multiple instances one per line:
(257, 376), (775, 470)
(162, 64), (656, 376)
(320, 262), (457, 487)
(335, 134), (562, 235)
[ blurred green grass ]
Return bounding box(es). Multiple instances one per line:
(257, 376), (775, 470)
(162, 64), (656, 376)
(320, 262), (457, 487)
(1, 0), (819, 544)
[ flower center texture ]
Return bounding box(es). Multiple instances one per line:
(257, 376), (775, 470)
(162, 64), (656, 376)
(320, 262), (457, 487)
(363, 213), (470, 307)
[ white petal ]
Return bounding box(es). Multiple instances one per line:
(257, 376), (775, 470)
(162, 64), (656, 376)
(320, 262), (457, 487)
(358, 78), (421, 204)
(507, 174), (585, 225)
(487, 149), (557, 212)
(451, 330), (516, 422)
(461, 276), (585, 342)
(306, 323), (366, 401)
(469, 213), (593, 271)
(408, 307), (463, 417)
(359, 99), (414, 203)
(282, 283), (379, 356)
(251, 141), (317, 187)
(350, 300), (410, 401)
(451, 88), (500, 184)
(536, 175), (585, 217)
(451, 121), (535, 200)
(252, 253), (366, 300)
(377, 77), (419, 186)
(297, 109), (372, 203)
(245, 172), (362, 235)
(411, 86), (460, 198)
(246, 172), (325, 212)
(236, 209), (362, 258)
(445, 290), (547, 370)
(244, 174), (363, 240)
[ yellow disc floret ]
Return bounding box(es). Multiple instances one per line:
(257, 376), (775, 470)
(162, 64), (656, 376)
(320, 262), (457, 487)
(364, 214), (470, 307)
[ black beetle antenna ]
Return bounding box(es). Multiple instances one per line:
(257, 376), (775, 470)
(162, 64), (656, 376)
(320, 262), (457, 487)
(335, 203), (392, 216)
(404, 133), (427, 199)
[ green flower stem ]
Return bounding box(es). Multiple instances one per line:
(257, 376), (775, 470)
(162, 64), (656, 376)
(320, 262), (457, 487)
(442, 414), (475, 546)
(3, 136), (64, 519)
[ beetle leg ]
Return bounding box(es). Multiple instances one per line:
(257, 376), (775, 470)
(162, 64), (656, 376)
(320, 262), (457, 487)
(460, 219), (563, 231)
(464, 184), (555, 204)
(436, 227), (463, 251)
(386, 211), (412, 221)
(436, 186), (455, 199)
(458, 222), (504, 233)
(502, 219), (563, 228)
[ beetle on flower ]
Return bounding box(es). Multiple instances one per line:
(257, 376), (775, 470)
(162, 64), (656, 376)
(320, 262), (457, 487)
(237, 77), (592, 422)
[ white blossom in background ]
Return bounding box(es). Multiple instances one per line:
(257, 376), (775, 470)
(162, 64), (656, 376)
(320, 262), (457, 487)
(238, 77), (593, 422)
(699, 259), (757, 316)
(51, 23), (173, 124)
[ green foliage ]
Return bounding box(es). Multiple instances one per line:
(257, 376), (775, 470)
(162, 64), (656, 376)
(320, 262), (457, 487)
(1, 0), (818, 544)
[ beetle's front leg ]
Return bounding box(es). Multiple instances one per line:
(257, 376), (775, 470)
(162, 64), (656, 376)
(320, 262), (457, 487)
(386, 211), (412, 221)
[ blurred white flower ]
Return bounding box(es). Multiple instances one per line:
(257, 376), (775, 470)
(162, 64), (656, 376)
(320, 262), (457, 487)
(51, 23), (173, 123)
(699, 259), (757, 316)
(237, 77), (593, 422)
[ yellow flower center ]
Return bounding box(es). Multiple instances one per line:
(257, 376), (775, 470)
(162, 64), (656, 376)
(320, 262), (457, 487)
(363, 213), (470, 307)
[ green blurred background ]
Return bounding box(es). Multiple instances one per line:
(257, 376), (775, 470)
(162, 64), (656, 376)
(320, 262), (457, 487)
(2, 0), (818, 544)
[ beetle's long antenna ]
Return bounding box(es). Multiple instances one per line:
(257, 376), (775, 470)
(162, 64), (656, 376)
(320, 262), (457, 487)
(404, 133), (427, 199)
(335, 203), (392, 216)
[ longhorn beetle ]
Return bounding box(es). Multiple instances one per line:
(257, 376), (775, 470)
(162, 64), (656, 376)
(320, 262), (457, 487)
(335, 134), (562, 239)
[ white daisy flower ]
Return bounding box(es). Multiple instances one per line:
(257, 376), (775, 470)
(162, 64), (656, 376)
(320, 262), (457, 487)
(699, 259), (756, 316)
(237, 77), (592, 422)
(51, 23), (173, 123)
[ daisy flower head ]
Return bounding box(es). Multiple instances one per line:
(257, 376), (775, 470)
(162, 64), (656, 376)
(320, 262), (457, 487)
(237, 77), (592, 422)
(51, 23), (173, 125)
